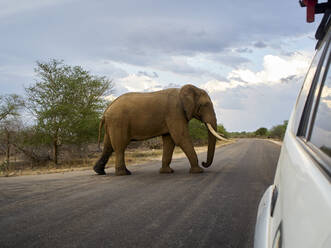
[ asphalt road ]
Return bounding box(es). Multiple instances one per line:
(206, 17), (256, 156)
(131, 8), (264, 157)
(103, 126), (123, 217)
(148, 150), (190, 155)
(0, 139), (280, 248)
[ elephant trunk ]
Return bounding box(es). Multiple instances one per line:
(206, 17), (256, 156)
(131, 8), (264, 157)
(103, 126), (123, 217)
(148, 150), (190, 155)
(202, 120), (217, 168)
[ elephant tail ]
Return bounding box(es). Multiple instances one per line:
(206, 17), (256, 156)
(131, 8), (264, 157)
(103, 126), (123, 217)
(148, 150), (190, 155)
(98, 116), (105, 151)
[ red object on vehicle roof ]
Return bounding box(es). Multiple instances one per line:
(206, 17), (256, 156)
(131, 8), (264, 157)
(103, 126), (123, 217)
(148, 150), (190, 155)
(300, 0), (331, 44)
(300, 0), (331, 23)
(303, 0), (317, 22)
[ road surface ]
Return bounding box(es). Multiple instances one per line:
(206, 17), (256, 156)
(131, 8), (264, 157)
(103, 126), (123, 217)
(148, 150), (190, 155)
(0, 139), (280, 248)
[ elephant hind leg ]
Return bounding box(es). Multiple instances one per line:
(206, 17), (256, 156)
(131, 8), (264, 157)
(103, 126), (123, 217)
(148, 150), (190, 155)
(160, 134), (175, 173)
(109, 126), (131, 176)
(114, 149), (131, 176)
(93, 133), (113, 175)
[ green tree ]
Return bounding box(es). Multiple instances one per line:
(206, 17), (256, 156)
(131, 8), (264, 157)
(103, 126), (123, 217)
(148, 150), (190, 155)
(189, 119), (229, 144)
(255, 127), (268, 136)
(189, 118), (208, 144)
(25, 59), (113, 164)
(0, 94), (24, 121)
(0, 94), (24, 169)
(217, 124), (229, 138)
(269, 120), (288, 140)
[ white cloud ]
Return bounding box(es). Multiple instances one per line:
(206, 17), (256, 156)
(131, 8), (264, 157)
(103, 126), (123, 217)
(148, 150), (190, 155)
(256, 53), (310, 83)
(201, 52), (312, 93)
(321, 85), (331, 108)
(199, 52), (313, 131)
(209, 79), (304, 131)
(202, 79), (242, 93)
(103, 94), (116, 102)
(115, 74), (163, 93)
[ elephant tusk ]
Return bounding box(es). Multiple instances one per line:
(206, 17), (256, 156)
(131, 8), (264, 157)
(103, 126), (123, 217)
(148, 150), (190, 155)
(206, 123), (229, 141)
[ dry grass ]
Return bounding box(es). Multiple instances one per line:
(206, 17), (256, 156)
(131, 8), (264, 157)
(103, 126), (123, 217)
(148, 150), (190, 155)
(1, 139), (235, 177)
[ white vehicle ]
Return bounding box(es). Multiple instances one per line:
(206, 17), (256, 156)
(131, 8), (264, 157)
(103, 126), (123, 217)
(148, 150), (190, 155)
(254, 1), (331, 248)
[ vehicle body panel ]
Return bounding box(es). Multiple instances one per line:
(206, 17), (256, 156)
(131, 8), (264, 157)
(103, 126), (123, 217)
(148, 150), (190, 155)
(254, 20), (331, 248)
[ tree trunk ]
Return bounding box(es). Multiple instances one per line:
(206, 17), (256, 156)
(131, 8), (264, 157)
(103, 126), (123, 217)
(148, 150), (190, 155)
(6, 129), (10, 169)
(53, 138), (58, 165)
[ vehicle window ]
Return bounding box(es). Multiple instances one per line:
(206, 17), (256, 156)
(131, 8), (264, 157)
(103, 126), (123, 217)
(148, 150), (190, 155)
(309, 65), (331, 160)
(296, 28), (331, 176)
(305, 43), (331, 137)
(294, 41), (326, 133)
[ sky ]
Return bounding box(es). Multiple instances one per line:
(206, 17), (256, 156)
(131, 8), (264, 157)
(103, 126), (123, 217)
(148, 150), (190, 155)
(0, 0), (323, 131)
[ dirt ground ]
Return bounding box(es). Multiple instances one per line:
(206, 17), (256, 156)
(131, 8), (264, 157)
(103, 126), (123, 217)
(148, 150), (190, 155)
(1, 140), (235, 177)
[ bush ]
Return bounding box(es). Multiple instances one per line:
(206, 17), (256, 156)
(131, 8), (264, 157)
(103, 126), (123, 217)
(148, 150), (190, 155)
(269, 121), (288, 140)
(217, 124), (229, 138)
(255, 127), (268, 136)
(189, 119), (208, 145)
(142, 137), (162, 149)
(189, 119), (229, 145)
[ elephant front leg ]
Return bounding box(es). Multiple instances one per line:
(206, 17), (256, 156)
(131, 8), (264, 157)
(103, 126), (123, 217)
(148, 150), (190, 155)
(169, 124), (203, 173)
(160, 134), (175, 173)
(179, 139), (204, 173)
(115, 150), (131, 176)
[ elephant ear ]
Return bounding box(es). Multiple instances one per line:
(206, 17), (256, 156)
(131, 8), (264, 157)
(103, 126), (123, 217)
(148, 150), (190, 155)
(179, 84), (197, 120)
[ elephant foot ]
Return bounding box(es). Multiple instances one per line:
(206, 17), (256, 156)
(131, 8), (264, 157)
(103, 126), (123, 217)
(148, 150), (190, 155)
(159, 167), (174, 174)
(93, 165), (106, 175)
(189, 166), (204, 173)
(115, 167), (132, 176)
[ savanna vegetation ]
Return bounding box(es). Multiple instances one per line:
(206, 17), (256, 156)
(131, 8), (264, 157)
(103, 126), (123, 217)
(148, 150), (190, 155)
(229, 120), (288, 140)
(189, 118), (229, 145)
(0, 59), (230, 176)
(2, 58), (286, 176)
(0, 59), (113, 175)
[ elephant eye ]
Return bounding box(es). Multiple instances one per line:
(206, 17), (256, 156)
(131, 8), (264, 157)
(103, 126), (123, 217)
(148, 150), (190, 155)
(197, 105), (202, 114)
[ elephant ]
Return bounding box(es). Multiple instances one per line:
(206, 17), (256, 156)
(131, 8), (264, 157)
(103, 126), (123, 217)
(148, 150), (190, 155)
(93, 84), (226, 176)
